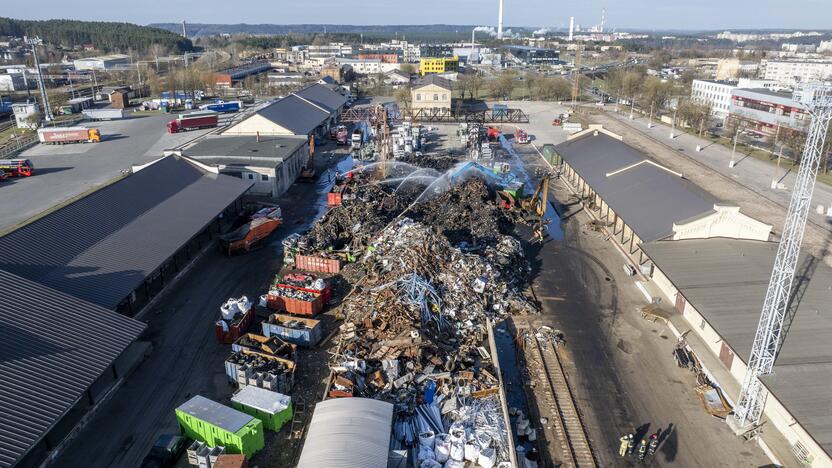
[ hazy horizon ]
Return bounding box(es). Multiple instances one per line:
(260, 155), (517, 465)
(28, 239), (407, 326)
(4, 0), (832, 31)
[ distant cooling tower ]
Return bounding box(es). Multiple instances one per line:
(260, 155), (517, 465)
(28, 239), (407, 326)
(568, 16), (574, 41)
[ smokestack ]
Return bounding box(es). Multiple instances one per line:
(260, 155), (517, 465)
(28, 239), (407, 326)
(497, 0), (504, 40)
(568, 16), (575, 41)
(182, 20), (187, 38)
(600, 8), (606, 33)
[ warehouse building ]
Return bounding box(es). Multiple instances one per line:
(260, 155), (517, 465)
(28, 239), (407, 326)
(73, 54), (131, 71)
(180, 135), (309, 198)
(0, 156), (253, 315)
(214, 61), (273, 87)
(729, 88), (810, 138)
(0, 270), (146, 468)
(642, 239), (832, 467)
(504, 45), (560, 66)
(297, 398), (395, 468)
(294, 83), (348, 127)
(553, 126), (771, 263)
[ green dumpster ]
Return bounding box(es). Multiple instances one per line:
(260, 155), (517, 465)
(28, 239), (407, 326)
(231, 386), (293, 432)
(175, 395), (264, 459)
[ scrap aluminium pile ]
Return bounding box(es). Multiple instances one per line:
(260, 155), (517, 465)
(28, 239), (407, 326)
(326, 216), (535, 467)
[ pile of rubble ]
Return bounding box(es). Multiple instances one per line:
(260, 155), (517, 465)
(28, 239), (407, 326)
(398, 151), (460, 172)
(329, 218), (535, 466)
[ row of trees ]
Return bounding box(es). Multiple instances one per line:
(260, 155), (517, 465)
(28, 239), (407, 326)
(0, 17), (193, 55)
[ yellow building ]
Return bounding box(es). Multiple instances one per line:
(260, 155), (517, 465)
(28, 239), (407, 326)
(419, 56), (459, 76)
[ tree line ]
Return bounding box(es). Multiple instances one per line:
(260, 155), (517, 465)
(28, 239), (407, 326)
(0, 17), (193, 55)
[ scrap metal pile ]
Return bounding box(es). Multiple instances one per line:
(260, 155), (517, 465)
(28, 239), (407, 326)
(329, 217), (535, 466)
(397, 151), (460, 172)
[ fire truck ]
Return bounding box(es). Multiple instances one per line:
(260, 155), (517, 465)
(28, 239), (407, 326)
(0, 159), (34, 177)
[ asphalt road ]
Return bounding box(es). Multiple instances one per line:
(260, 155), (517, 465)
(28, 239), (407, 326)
(0, 113), (222, 232)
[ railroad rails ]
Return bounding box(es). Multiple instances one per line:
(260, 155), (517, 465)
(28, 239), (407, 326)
(528, 332), (596, 467)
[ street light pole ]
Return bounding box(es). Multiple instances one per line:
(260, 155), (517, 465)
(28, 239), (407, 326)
(730, 127), (739, 168)
(629, 97), (635, 120)
(648, 101), (654, 128)
(25, 36), (53, 121)
(669, 107), (677, 138)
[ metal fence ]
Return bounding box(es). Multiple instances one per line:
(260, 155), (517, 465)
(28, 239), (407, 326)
(0, 134), (38, 159)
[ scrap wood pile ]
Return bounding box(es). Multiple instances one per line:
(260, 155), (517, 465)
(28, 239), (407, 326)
(328, 218), (536, 466)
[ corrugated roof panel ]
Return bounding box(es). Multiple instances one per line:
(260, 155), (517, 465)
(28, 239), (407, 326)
(256, 95), (329, 135)
(0, 270), (145, 467)
(555, 133), (717, 241)
(293, 83), (347, 113)
(177, 395), (253, 434)
(297, 398), (393, 468)
(0, 156), (253, 309)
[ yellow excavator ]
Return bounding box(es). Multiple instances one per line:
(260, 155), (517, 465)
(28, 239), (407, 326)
(520, 176), (549, 218)
(299, 134), (316, 181)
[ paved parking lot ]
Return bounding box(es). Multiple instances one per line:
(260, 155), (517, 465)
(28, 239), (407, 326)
(0, 113), (227, 232)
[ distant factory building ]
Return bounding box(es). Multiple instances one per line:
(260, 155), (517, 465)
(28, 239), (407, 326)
(504, 46), (560, 66)
(553, 126), (771, 263)
(729, 88), (811, 139)
(181, 135), (309, 198)
(215, 61), (273, 87)
(0, 72), (27, 91)
(73, 54), (131, 71)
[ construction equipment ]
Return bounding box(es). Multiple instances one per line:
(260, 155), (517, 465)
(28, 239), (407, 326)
(514, 128), (530, 144)
(520, 176), (549, 218)
(571, 45), (583, 111)
(220, 207), (282, 255)
(730, 84), (832, 433)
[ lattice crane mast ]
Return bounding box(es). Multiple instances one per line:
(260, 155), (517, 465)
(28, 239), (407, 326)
(731, 84), (832, 432)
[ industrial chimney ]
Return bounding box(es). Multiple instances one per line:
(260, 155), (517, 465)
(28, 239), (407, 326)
(568, 16), (575, 41)
(497, 0), (504, 40)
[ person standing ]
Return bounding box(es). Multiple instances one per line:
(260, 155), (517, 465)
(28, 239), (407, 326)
(619, 434), (632, 457)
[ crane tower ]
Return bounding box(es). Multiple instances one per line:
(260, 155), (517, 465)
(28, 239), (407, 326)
(731, 84), (832, 432)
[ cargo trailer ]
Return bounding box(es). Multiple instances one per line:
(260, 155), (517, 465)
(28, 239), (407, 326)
(37, 127), (101, 144)
(167, 111), (219, 133)
(175, 395), (264, 459)
(82, 108), (126, 120)
(231, 386), (292, 432)
(261, 314), (322, 347)
(199, 101), (241, 113)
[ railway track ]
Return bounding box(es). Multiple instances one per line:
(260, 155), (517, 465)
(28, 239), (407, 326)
(530, 335), (596, 468)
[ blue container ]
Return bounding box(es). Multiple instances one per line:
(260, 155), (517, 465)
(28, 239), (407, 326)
(261, 314), (322, 347)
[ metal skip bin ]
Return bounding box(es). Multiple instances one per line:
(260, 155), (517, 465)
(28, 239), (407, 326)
(261, 314), (322, 347)
(293, 254), (342, 274)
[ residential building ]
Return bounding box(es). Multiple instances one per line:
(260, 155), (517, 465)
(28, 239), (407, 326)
(419, 57), (459, 76)
(335, 58), (399, 75)
(691, 79), (736, 121)
(320, 63), (354, 83)
(358, 53), (399, 64)
(411, 74), (453, 112)
(715, 58), (741, 80)
(181, 135), (309, 198)
(763, 59), (832, 86)
(729, 88), (810, 137)
(307, 43), (353, 61)
(73, 54), (131, 71)
(384, 69), (411, 87)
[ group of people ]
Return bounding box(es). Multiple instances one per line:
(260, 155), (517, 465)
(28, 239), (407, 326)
(619, 431), (660, 462)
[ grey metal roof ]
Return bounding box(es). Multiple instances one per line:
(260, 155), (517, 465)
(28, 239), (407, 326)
(0, 156), (253, 309)
(642, 238), (832, 455)
(293, 83), (347, 114)
(760, 364), (832, 454)
(413, 74), (452, 91)
(298, 398), (393, 468)
(0, 269), (145, 467)
(183, 135), (308, 168)
(555, 133), (717, 241)
(256, 94), (329, 135)
(177, 395), (254, 434)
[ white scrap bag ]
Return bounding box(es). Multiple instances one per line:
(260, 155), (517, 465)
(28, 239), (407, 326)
(420, 460), (442, 468)
(443, 460), (464, 468)
(478, 447), (497, 468)
(434, 435), (450, 463)
(258, 294), (268, 308)
(216, 320), (229, 332)
(419, 431), (436, 449)
(220, 296), (251, 320)
(464, 443), (481, 462)
(449, 443), (464, 462)
(418, 444), (436, 462)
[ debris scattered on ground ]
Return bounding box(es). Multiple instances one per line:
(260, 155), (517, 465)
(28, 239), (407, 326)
(397, 151), (461, 172)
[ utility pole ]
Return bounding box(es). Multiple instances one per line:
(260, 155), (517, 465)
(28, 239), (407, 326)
(571, 45), (583, 112)
(648, 101), (654, 128)
(629, 97), (635, 120)
(25, 36), (53, 121)
(730, 84), (832, 435)
(730, 126), (740, 168)
(771, 124), (782, 188)
(669, 107), (677, 138)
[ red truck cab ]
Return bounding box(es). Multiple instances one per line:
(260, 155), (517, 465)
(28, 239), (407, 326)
(0, 159), (34, 177)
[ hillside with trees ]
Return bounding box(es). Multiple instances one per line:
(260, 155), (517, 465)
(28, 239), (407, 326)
(0, 17), (193, 54)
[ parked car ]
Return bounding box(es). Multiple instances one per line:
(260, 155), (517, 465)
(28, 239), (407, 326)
(140, 434), (187, 468)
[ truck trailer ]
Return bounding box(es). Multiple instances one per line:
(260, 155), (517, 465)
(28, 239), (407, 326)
(37, 127), (101, 144)
(167, 111), (219, 133)
(199, 101), (241, 113)
(82, 108), (126, 120)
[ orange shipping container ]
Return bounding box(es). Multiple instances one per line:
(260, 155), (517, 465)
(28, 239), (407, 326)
(213, 454), (248, 468)
(294, 255), (342, 274)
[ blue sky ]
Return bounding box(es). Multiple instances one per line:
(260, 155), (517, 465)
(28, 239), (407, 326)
(5, 0), (831, 30)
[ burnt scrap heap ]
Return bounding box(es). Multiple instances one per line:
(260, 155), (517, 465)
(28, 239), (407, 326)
(329, 217), (536, 466)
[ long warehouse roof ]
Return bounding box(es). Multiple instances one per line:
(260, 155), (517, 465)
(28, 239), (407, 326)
(0, 156), (252, 309)
(0, 269), (145, 467)
(256, 94), (329, 135)
(297, 398), (393, 468)
(293, 83), (347, 114)
(642, 238), (832, 455)
(555, 132), (717, 242)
